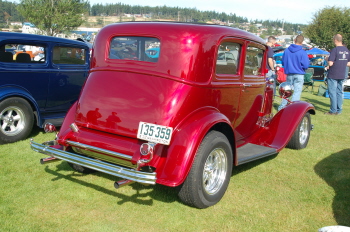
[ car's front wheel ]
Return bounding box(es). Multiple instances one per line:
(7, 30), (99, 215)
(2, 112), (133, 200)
(286, 112), (311, 150)
(0, 97), (34, 144)
(178, 131), (233, 209)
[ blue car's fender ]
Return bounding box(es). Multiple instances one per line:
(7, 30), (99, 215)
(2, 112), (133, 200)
(0, 85), (42, 127)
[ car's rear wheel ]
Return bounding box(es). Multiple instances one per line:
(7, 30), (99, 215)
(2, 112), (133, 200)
(0, 97), (34, 144)
(286, 112), (311, 150)
(178, 131), (233, 209)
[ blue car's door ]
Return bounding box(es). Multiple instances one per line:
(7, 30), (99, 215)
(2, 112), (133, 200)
(45, 44), (89, 119)
(0, 43), (50, 109)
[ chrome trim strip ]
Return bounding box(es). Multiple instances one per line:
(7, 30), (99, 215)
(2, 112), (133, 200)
(66, 140), (132, 161)
(71, 146), (136, 168)
(30, 141), (156, 185)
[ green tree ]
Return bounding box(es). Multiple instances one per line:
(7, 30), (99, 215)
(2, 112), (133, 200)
(248, 24), (257, 33)
(96, 17), (103, 25)
(17, 0), (89, 36)
(305, 6), (350, 50)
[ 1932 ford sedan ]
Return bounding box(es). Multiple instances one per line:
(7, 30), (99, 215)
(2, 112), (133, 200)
(31, 22), (315, 208)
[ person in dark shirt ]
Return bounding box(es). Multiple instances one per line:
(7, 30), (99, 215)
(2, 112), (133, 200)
(266, 41), (276, 94)
(325, 34), (350, 115)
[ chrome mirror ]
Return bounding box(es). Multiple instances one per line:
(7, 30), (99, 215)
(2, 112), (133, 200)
(278, 82), (294, 98)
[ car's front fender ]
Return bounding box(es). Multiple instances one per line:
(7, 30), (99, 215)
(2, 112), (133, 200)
(250, 101), (315, 151)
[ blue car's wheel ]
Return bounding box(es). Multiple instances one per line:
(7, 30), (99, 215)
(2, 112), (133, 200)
(0, 97), (34, 144)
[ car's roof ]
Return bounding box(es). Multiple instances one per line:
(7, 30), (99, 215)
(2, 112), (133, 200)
(92, 22), (267, 83)
(273, 52), (284, 57)
(97, 21), (265, 44)
(0, 32), (89, 47)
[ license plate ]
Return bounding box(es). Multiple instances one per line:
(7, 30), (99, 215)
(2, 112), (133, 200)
(137, 122), (173, 145)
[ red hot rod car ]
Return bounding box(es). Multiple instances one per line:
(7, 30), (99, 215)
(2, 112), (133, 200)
(31, 22), (315, 208)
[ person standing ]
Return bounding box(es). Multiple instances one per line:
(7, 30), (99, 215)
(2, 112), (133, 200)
(325, 34), (350, 115)
(278, 35), (309, 111)
(266, 41), (276, 94)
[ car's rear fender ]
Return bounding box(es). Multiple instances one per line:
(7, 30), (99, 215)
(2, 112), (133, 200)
(249, 101), (315, 151)
(0, 85), (41, 126)
(155, 108), (234, 187)
(56, 101), (78, 142)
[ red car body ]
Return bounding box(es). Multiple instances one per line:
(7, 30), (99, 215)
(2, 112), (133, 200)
(31, 22), (315, 208)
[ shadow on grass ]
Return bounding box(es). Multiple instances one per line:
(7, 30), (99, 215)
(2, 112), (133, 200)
(302, 96), (329, 113)
(314, 149), (350, 226)
(43, 162), (178, 206)
(29, 126), (42, 138)
(41, 154), (278, 207)
(232, 154), (278, 176)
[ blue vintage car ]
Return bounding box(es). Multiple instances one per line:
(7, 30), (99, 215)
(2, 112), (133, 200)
(0, 32), (90, 144)
(273, 52), (283, 66)
(309, 57), (328, 81)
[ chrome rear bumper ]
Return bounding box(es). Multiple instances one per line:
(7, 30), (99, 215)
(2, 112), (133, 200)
(30, 140), (157, 185)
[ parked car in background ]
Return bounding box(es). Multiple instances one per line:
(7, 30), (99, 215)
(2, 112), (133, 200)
(273, 52), (283, 66)
(0, 32), (90, 144)
(309, 57), (328, 81)
(216, 50), (238, 66)
(145, 47), (160, 59)
(31, 22), (315, 209)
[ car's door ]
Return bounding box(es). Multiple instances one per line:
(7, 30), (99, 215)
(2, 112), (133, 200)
(234, 42), (267, 141)
(45, 43), (89, 114)
(213, 40), (243, 128)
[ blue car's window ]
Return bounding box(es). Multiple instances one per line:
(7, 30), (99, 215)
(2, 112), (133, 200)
(109, 36), (160, 62)
(53, 46), (86, 65)
(0, 43), (46, 63)
(310, 57), (327, 66)
(216, 42), (241, 75)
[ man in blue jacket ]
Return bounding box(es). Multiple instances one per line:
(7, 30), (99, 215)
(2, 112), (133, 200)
(278, 35), (309, 111)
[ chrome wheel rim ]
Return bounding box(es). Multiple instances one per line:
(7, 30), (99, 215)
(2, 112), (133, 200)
(203, 148), (227, 195)
(299, 116), (309, 145)
(0, 106), (26, 136)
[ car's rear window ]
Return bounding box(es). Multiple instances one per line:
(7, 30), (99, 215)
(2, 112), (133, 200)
(109, 36), (160, 63)
(53, 46), (86, 65)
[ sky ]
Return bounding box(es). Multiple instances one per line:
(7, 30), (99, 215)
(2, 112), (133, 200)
(87, 0), (350, 24)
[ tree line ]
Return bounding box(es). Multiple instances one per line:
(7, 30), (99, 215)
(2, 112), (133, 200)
(1, 0), (302, 31)
(1, 0), (349, 49)
(0, 0), (23, 24)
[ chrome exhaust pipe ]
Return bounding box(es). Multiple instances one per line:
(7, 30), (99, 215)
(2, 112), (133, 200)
(114, 179), (134, 189)
(40, 156), (59, 164)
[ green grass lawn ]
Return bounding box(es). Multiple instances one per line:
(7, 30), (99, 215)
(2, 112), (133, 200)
(1, 82), (349, 232)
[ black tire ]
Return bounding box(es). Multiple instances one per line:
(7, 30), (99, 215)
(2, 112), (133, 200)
(286, 112), (311, 150)
(0, 97), (34, 144)
(68, 162), (95, 174)
(178, 131), (233, 209)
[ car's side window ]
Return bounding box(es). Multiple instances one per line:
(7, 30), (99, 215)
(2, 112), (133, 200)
(53, 46), (86, 65)
(0, 43), (46, 63)
(245, 46), (264, 75)
(216, 42), (241, 75)
(109, 36), (160, 63)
